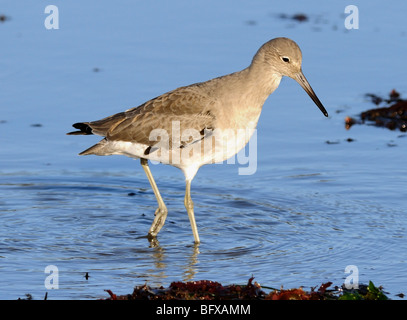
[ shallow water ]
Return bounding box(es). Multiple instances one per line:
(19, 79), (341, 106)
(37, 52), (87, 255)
(1, 1), (406, 299)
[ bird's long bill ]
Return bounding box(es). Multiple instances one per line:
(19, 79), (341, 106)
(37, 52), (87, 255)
(295, 71), (328, 117)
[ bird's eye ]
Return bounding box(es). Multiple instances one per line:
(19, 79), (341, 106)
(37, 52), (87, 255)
(281, 56), (290, 63)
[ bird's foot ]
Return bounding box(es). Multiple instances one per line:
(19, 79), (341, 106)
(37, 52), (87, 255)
(148, 207), (168, 238)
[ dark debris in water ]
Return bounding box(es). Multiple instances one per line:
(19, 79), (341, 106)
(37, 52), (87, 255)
(278, 13), (309, 23)
(325, 138), (355, 145)
(275, 12), (340, 32)
(0, 14), (10, 23)
(102, 278), (391, 300)
(346, 89), (407, 132)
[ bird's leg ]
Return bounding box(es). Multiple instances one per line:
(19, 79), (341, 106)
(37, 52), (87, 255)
(184, 179), (200, 243)
(140, 158), (168, 239)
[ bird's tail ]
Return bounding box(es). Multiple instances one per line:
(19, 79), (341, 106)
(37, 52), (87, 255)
(66, 122), (93, 135)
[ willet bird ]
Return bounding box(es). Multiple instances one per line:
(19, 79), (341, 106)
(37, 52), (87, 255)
(68, 37), (328, 243)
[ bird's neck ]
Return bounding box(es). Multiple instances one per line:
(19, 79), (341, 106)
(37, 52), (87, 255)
(207, 66), (281, 132)
(246, 63), (282, 99)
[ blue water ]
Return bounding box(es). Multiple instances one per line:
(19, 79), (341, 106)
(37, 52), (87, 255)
(1, 1), (406, 299)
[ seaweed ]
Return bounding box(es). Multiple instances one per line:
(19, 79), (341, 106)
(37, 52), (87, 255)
(102, 278), (390, 300)
(346, 89), (407, 132)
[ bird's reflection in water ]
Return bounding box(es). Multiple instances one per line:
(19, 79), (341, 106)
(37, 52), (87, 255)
(147, 237), (200, 282)
(183, 243), (200, 281)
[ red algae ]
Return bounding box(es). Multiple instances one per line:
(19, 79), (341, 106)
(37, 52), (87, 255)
(102, 278), (390, 300)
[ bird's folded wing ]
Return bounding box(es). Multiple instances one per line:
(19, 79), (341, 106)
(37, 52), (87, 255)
(104, 86), (217, 148)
